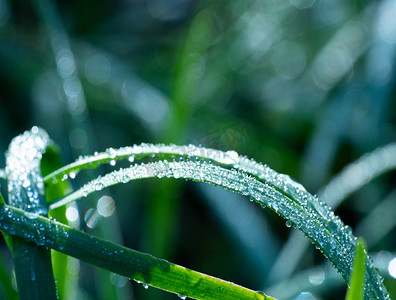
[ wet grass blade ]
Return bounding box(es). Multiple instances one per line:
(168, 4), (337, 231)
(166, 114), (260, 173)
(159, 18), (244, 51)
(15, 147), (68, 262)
(5, 127), (57, 300)
(0, 203), (275, 300)
(47, 154), (390, 299)
(269, 142), (396, 285)
(11, 237), (57, 299)
(345, 238), (366, 300)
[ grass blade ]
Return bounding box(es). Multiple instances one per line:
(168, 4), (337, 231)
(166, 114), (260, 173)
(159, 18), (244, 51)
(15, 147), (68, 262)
(0, 241), (18, 300)
(47, 153), (390, 299)
(318, 143), (396, 208)
(5, 127), (57, 300)
(0, 203), (275, 300)
(11, 237), (57, 299)
(345, 238), (366, 300)
(41, 145), (79, 300)
(269, 142), (396, 285)
(356, 189), (396, 247)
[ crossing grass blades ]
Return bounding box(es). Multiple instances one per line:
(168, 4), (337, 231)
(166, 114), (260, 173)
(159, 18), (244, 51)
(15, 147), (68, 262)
(0, 127), (390, 300)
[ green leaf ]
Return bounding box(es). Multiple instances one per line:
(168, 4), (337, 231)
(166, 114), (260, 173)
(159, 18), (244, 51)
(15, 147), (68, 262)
(0, 203), (275, 300)
(345, 238), (366, 300)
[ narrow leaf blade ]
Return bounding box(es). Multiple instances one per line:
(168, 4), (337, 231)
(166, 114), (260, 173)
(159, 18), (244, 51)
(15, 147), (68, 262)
(0, 204), (276, 300)
(346, 238), (366, 300)
(5, 127), (57, 300)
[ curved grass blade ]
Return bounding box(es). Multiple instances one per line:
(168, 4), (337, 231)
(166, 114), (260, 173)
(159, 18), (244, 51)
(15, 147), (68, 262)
(43, 144), (261, 183)
(356, 189), (396, 247)
(318, 143), (396, 208)
(0, 204), (275, 300)
(48, 158), (389, 299)
(346, 238), (366, 300)
(269, 142), (396, 284)
(44, 141), (373, 242)
(5, 127), (57, 300)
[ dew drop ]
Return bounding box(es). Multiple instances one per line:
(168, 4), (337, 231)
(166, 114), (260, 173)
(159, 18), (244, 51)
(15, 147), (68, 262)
(142, 283), (149, 289)
(177, 294), (187, 299)
(285, 220), (293, 228)
(22, 180), (30, 188)
(106, 147), (117, 159)
(134, 145), (142, 154)
(24, 211), (39, 219)
(69, 172), (76, 179)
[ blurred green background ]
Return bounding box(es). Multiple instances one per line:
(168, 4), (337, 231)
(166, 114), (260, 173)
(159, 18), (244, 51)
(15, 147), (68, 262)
(1, 0), (396, 299)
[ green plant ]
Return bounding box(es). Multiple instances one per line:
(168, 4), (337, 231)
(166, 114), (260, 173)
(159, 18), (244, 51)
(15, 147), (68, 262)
(0, 127), (391, 300)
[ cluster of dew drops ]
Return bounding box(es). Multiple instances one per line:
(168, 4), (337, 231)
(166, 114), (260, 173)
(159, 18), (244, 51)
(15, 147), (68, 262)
(5, 126), (49, 214)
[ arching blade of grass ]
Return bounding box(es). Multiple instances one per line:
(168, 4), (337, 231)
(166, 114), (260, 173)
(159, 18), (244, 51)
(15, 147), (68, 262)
(269, 142), (396, 285)
(318, 143), (396, 208)
(346, 238), (366, 300)
(0, 203), (275, 300)
(48, 158), (389, 299)
(5, 127), (57, 300)
(356, 189), (396, 247)
(43, 144), (265, 183)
